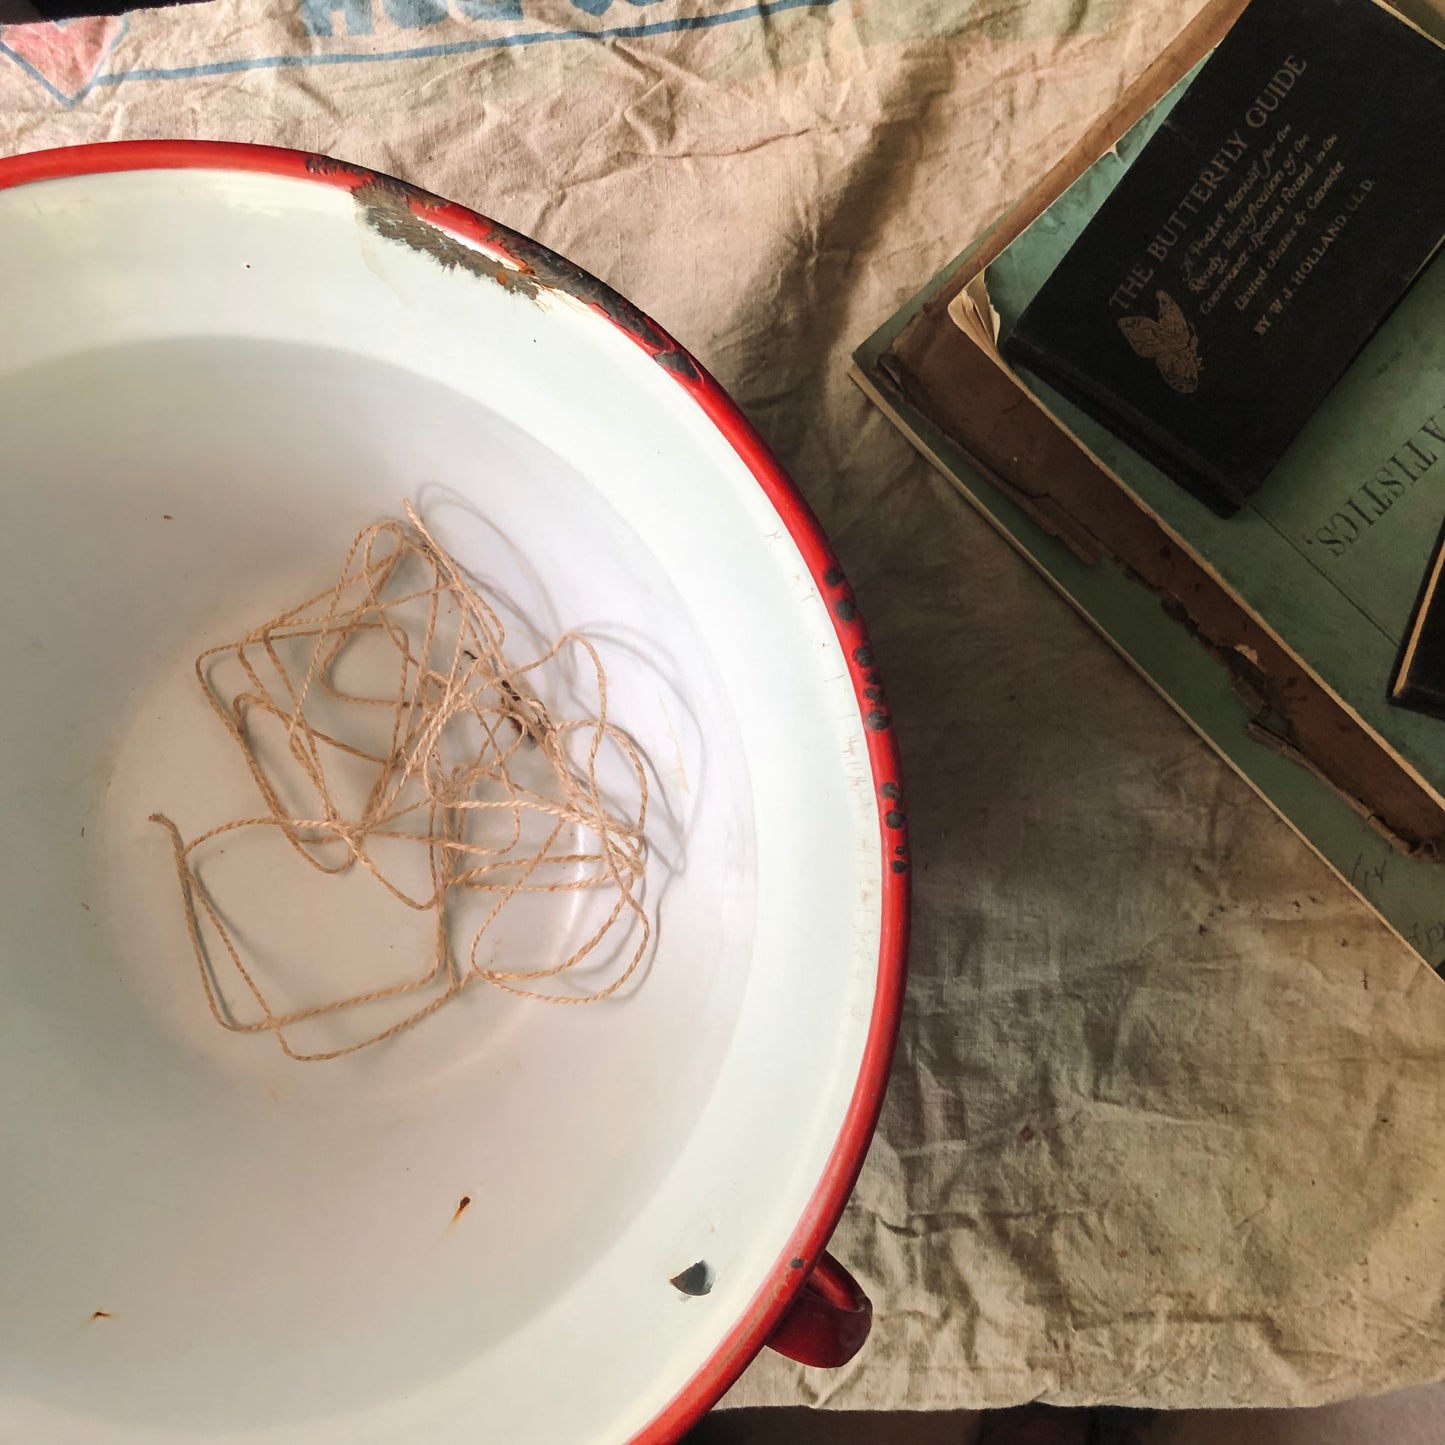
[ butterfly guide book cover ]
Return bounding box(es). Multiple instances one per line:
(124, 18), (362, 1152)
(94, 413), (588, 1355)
(1000, 0), (1445, 518)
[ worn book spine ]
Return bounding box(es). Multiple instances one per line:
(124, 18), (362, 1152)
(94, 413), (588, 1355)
(1001, 327), (1244, 516)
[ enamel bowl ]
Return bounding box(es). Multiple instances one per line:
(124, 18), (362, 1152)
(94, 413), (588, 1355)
(0, 143), (907, 1445)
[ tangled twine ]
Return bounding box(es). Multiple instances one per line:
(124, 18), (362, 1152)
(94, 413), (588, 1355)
(150, 503), (650, 1062)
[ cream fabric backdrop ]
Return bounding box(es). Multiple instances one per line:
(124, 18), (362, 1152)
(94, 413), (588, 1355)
(5, 0), (1445, 1412)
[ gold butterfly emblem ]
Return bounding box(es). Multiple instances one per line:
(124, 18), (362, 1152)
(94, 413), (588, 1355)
(1117, 290), (1202, 394)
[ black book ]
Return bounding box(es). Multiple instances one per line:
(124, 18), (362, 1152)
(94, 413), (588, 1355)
(1392, 520), (1445, 722)
(1002, 0), (1445, 517)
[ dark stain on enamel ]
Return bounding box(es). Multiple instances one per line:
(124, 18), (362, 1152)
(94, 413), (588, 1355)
(670, 1261), (714, 1297)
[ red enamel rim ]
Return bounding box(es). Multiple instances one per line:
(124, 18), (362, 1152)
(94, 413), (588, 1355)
(0, 141), (910, 1443)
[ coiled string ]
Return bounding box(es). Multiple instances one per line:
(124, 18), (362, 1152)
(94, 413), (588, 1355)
(151, 503), (650, 1062)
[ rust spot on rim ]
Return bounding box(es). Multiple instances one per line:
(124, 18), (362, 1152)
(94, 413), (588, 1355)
(309, 155), (700, 382)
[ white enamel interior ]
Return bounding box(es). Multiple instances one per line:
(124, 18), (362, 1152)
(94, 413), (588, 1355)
(0, 166), (882, 1444)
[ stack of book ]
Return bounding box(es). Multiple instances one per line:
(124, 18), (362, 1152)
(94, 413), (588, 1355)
(854, 0), (1445, 966)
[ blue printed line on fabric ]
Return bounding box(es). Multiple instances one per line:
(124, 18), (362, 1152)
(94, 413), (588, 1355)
(24, 0), (840, 108)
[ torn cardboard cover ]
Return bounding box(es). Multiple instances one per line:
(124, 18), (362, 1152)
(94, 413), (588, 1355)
(6, 0), (1445, 1414)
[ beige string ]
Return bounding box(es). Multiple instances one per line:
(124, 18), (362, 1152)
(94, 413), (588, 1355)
(150, 503), (651, 1063)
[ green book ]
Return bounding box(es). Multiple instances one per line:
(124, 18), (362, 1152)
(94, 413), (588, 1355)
(852, 1), (1445, 969)
(984, 55), (1445, 807)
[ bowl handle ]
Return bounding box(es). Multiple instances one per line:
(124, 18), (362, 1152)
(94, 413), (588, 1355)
(765, 1251), (872, 1367)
